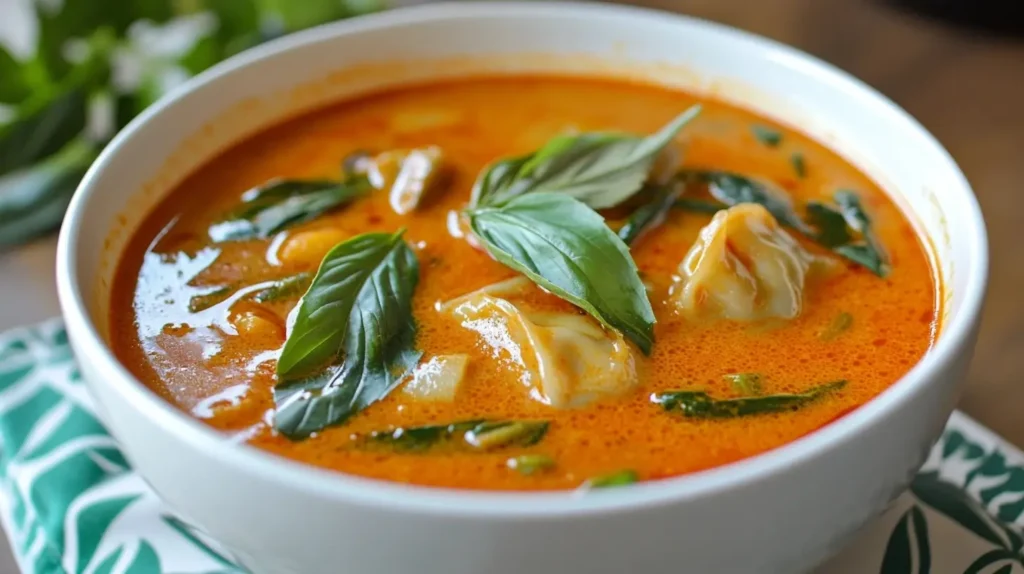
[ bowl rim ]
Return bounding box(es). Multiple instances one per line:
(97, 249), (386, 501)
(55, 0), (988, 518)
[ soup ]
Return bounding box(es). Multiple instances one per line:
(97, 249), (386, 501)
(110, 76), (938, 490)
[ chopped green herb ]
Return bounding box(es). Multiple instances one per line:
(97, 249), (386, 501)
(679, 170), (812, 234)
(617, 182), (682, 246)
(819, 312), (854, 341)
(465, 420), (550, 450)
(673, 197), (727, 214)
(790, 152), (806, 178)
(187, 285), (233, 313)
(507, 454), (555, 475)
(806, 191), (888, 277)
(251, 272), (313, 303)
(364, 420), (483, 452)
(209, 177), (371, 242)
(805, 202), (853, 248)
(652, 380), (846, 419)
(582, 470), (638, 489)
(833, 190), (888, 277)
(724, 373), (763, 396)
(361, 419), (550, 453)
(751, 125), (783, 147)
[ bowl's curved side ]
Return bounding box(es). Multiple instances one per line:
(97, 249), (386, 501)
(57, 3), (988, 573)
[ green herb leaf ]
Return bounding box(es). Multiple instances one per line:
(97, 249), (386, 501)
(618, 182), (682, 246)
(724, 373), (763, 396)
(790, 152), (806, 178)
(465, 420), (549, 450)
(471, 106), (701, 209)
(273, 230), (420, 439)
(467, 192), (655, 354)
(805, 202), (853, 248)
(673, 197), (727, 214)
(751, 125), (782, 147)
(0, 140), (96, 246)
(507, 454), (555, 475)
(187, 285), (234, 313)
(208, 178), (370, 242)
(834, 190), (888, 277)
(819, 312), (854, 341)
(251, 272), (313, 303)
(0, 45), (31, 104)
(359, 419), (550, 453)
(806, 191), (888, 277)
(0, 89), (88, 177)
(582, 470), (638, 489)
(187, 272), (313, 313)
(362, 419), (483, 452)
(681, 170), (812, 234)
(653, 380), (846, 418)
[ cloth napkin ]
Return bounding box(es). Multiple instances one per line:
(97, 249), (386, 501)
(1, 319), (1022, 573)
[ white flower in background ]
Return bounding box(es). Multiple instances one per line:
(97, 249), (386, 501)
(64, 13), (217, 141)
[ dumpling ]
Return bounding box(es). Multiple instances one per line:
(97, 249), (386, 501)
(671, 203), (824, 321)
(440, 278), (637, 408)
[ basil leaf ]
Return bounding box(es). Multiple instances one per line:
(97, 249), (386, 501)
(0, 46), (31, 104)
(819, 312), (854, 341)
(805, 202), (853, 247)
(467, 192), (655, 354)
(652, 380), (846, 419)
(617, 182), (682, 246)
(208, 178), (370, 242)
(363, 420), (483, 452)
(361, 419), (549, 453)
(251, 272), (313, 303)
(582, 470), (638, 489)
(807, 191), (888, 277)
(187, 285), (234, 313)
(274, 231), (420, 439)
(673, 197), (726, 214)
(0, 89), (88, 177)
(469, 154), (532, 208)
(0, 140), (96, 246)
(751, 125), (782, 147)
(682, 170), (812, 234)
(471, 105), (701, 209)
(187, 272), (313, 313)
(724, 373), (763, 396)
(790, 152), (807, 178)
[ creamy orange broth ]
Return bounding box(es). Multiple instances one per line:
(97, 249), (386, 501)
(110, 77), (938, 490)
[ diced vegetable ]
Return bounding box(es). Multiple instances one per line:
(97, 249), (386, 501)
(581, 470), (638, 489)
(400, 355), (471, 402)
(364, 146), (449, 215)
(507, 454), (555, 475)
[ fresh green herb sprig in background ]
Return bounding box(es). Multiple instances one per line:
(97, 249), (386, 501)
(0, 0), (383, 248)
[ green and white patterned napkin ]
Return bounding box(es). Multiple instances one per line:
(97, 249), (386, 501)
(1, 319), (1022, 574)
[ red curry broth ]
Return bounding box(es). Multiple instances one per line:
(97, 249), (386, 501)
(110, 76), (938, 490)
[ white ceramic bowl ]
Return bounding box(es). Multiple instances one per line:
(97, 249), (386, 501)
(55, 3), (988, 573)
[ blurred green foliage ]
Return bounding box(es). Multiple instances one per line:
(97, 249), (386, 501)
(0, 0), (383, 247)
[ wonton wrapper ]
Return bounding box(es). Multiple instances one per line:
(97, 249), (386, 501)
(672, 203), (825, 322)
(440, 278), (638, 408)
